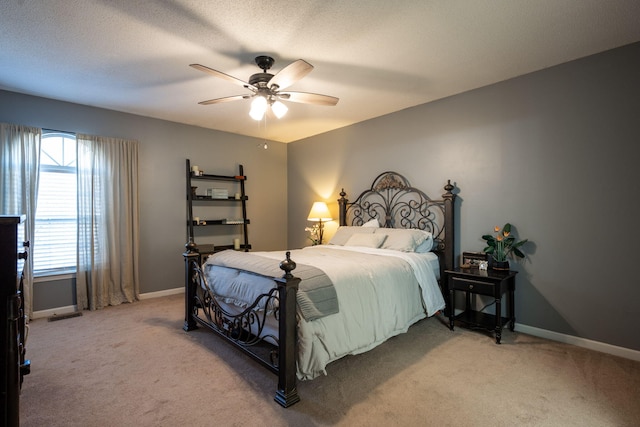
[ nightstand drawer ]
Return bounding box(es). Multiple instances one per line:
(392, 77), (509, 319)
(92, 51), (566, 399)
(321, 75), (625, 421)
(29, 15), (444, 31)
(450, 277), (495, 296)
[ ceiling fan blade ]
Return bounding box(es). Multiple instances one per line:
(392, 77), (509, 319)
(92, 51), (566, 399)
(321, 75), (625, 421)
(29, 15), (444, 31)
(190, 63), (253, 90)
(198, 95), (250, 105)
(278, 91), (339, 106)
(268, 59), (313, 91)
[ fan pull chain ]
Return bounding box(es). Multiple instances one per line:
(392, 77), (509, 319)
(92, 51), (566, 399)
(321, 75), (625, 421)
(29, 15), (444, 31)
(258, 114), (268, 149)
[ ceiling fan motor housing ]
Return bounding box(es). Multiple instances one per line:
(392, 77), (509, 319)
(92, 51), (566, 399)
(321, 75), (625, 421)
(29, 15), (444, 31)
(255, 55), (275, 71)
(249, 73), (274, 87)
(250, 56), (276, 87)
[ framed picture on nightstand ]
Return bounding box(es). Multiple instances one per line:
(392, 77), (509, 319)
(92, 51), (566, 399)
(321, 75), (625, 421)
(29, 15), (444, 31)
(461, 251), (487, 268)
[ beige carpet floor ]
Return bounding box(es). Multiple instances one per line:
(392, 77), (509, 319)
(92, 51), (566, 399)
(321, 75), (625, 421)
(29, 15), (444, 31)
(19, 293), (640, 427)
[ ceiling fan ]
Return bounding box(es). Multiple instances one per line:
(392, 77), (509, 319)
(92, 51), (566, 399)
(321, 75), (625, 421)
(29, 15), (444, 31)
(190, 55), (339, 120)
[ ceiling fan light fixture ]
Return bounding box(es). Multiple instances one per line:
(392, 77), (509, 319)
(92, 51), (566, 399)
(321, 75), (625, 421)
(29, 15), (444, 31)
(249, 96), (267, 120)
(192, 56), (338, 120)
(271, 100), (288, 119)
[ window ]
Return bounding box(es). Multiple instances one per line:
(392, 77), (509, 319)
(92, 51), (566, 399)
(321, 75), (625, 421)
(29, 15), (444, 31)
(34, 132), (77, 276)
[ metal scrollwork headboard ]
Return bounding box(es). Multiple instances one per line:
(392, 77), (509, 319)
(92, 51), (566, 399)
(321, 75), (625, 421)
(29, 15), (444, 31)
(338, 172), (456, 271)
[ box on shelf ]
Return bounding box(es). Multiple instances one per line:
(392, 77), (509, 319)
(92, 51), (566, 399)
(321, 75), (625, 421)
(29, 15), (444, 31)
(223, 219), (245, 224)
(197, 243), (216, 254)
(206, 188), (229, 199)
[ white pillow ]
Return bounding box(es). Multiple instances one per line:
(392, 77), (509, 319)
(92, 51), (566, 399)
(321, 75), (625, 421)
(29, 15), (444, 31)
(361, 218), (380, 228)
(415, 233), (435, 253)
(329, 226), (375, 246)
(344, 233), (387, 248)
(379, 231), (417, 252)
(374, 228), (432, 252)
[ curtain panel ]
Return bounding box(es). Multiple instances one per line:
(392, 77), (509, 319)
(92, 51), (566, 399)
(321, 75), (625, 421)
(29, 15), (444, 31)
(0, 122), (41, 319)
(76, 134), (140, 310)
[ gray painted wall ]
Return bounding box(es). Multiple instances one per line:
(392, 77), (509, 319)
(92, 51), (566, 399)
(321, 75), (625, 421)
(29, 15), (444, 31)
(1, 91), (288, 310)
(287, 43), (640, 351)
(2, 43), (638, 352)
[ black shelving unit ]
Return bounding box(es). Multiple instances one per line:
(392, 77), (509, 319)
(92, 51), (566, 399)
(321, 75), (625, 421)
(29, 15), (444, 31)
(185, 159), (250, 261)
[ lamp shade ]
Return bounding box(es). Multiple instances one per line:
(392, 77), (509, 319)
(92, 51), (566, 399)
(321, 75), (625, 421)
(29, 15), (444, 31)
(249, 96), (267, 121)
(271, 100), (288, 118)
(307, 202), (332, 221)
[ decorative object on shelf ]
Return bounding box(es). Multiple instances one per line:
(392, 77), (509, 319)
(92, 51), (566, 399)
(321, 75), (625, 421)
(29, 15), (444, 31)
(307, 202), (332, 244)
(223, 219), (245, 224)
(198, 244), (215, 253)
(482, 223), (528, 270)
(461, 251), (488, 268)
(207, 188), (228, 199)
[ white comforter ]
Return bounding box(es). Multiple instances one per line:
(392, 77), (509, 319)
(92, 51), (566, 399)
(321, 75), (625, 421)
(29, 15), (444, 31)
(263, 246), (444, 379)
(204, 245), (445, 380)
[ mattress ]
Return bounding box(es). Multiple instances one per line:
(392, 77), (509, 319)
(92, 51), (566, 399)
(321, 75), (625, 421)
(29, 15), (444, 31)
(202, 245), (445, 379)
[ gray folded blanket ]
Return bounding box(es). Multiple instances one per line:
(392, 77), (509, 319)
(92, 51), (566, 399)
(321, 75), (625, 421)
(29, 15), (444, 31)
(207, 250), (339, 321)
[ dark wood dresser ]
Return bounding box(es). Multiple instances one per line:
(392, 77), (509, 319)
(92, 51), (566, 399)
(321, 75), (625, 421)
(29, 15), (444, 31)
(1, 215), (30, 427)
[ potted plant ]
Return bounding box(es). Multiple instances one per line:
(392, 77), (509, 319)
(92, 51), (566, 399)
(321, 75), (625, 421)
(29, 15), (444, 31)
(482, 223), (528, 270)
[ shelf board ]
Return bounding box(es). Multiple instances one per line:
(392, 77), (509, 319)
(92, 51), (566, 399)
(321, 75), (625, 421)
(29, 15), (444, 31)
(192, 195), (247, 201)
(453, 310), (510, 331)
(201, 244), (251, 253)
(190, 173), (246, 182)
(189, 219), (250, 226)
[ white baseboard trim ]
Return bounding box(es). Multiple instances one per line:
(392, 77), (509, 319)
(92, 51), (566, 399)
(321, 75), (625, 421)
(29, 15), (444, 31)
(32, 305), (78, 320)
(32, 288), (184, 319)
(515, 323), (640, 362)
(138, 287), (184, 300)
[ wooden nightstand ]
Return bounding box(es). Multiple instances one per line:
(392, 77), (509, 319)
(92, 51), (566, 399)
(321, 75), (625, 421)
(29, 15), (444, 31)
(445, 267), (517, 344)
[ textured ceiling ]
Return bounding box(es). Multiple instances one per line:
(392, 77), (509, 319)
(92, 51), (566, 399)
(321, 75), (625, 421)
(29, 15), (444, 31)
(1, 1), (639, 143)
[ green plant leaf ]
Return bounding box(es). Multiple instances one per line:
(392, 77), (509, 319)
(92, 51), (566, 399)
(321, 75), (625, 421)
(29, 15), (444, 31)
(512, 239), (528, 248)
(483, 224), (528, 260)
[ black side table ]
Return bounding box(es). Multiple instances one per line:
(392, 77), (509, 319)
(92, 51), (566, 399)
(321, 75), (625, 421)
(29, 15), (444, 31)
(445, 267), (517, 344)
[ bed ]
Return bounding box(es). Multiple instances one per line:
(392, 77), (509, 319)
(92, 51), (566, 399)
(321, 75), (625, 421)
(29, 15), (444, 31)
(183, 171), (457, 407)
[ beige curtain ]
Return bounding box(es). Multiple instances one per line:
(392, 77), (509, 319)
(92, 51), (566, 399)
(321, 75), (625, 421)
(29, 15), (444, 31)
(76, 134), (139, 310)
(0, 122), (41, 319)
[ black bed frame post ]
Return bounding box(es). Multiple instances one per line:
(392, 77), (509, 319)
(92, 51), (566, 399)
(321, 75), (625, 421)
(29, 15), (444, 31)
(338, 189), (348, 226)
(442, 180), (456, 316)
(442, 180), (456, 271)
(274, 252), (301, 407)
(183, 239), (199, 332)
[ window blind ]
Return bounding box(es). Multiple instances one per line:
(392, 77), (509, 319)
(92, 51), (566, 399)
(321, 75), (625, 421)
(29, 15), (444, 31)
(33, 168), (77, 275)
